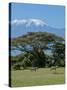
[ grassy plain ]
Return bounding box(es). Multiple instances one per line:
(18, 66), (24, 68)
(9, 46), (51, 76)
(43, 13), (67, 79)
(11, 67), (65, 87)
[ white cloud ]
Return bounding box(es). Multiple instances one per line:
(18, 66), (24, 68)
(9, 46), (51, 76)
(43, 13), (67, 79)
(11, 19), (47, 27)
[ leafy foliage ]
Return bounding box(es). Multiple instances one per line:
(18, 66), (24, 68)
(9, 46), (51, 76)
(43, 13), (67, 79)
(52, 42), (65, 66)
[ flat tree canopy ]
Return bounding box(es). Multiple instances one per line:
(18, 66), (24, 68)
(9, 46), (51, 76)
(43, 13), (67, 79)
(11, 32), (64, 50)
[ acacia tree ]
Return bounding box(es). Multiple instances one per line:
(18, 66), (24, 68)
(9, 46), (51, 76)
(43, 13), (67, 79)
(11, 32), (64, 67)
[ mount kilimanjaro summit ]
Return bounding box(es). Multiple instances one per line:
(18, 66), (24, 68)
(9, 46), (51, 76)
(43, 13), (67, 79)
(11, 19), (65, 38)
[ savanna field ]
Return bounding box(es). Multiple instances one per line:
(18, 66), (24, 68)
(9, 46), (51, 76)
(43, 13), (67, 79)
(11, 67), (65, 87)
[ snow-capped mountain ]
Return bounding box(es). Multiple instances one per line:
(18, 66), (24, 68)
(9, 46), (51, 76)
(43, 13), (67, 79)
(11, 19), (46, 27)
(11, 19), (65, 38)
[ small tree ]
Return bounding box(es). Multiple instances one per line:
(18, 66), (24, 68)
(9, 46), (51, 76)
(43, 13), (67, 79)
(52, 42), (65, 66)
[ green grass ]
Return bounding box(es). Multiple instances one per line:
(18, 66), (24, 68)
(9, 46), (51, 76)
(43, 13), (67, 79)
(11, 67), (65, 87)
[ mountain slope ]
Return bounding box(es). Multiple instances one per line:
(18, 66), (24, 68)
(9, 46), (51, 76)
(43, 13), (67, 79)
(11, 19), (65, 38)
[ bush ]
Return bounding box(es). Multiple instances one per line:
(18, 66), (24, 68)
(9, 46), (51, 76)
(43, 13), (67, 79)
(22, 57), (32, 68)
(58, 59), (65, 67)
(13, 63), (21, 70)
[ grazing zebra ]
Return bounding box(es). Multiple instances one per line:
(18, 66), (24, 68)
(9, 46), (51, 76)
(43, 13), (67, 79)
(50, 66), (58, 71)
(30, 67), (38, 72)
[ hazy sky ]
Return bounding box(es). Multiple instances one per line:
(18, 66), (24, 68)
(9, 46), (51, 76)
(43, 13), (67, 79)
(11, 3), (65, 28)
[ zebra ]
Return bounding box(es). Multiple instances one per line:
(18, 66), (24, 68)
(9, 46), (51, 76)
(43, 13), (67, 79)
(30, 67), (38, 72)
(50, 66), (58, 71)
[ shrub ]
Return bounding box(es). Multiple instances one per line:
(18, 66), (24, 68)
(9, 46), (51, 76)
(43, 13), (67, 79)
(22, 57), (32, 68)
(13, 63), (21, 70)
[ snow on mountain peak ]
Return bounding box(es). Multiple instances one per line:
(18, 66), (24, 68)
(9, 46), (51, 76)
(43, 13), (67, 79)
(11, 19), (47, 27)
